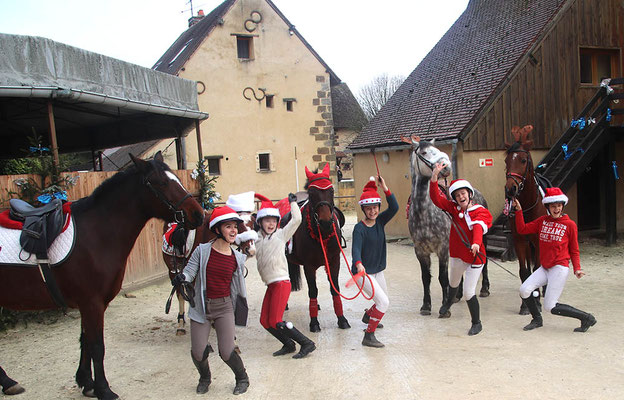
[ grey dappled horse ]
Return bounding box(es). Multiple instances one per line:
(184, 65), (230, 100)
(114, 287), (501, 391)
(403, 136), (489, 316)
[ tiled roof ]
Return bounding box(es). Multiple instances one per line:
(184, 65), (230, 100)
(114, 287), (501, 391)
(348, 0), (567, 150)
(331, 83), (368, 131)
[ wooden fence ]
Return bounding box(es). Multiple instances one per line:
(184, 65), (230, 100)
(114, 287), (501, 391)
(0, 170), (199, 290)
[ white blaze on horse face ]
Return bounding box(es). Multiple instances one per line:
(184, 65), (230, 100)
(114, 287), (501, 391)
(238, 212), (257, 256)
(165, 171), (189, 193)
(414, 144), (452, 178)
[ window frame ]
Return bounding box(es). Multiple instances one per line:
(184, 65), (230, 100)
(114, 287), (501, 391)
(255, 151), (274, 173)
(234, 34), (254, 60)
(205, 155), (223, 176)
(579, 47), (620, 86)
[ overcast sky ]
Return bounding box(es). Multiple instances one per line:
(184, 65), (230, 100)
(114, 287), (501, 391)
(0, 0), (469, 94)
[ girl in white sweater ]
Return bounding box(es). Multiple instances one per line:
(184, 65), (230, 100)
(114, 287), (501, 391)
(254, 193), (316, 359)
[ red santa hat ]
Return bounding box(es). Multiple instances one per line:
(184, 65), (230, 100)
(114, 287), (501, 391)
(358, 177), (382, 205)
(449, 179), (474, 199)
(305, 163), (333, 190)
(255, 193), (281, 220)
(209, 206), (243, 230)
(542, 187), (568, 205)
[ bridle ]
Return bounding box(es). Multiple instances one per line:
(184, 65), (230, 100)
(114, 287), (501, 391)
(142, 169), (192, 224)
(505, 149), (540, 213)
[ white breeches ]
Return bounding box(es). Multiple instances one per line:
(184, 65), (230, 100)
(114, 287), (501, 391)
(357, 271), (389, 313)
(449, 257), (483, 300)
(519, 265), (569, 312)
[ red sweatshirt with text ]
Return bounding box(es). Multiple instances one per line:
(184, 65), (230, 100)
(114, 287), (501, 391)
(429, 181), (492, 264)
(514, 213), (581, 271)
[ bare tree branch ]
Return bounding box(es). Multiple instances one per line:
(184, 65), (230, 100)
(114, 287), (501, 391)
(356, 73), (405, 120)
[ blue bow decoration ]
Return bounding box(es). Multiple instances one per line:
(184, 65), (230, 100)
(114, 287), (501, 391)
(606, 108), (612, 122)
(570, 117), (586, 130)
(37, 193), (53, 204)
(613, 161), (620, 180)
(29, 145), (50, 154)
(562, 143), (584, 160)
(54, 191), (68, 201)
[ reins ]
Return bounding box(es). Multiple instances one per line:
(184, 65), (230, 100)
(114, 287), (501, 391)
(505, 150), (541, 215)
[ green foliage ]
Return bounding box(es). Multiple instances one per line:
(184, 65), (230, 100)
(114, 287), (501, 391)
(0, 307), (65, 332)
(191, 157), (220, 209)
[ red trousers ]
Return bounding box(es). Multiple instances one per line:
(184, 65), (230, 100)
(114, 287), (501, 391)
(260, 280), (291, 329)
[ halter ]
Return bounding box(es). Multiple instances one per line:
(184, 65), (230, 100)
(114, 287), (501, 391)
(505, 149), (540, 213)
(143, 170), (192, 224)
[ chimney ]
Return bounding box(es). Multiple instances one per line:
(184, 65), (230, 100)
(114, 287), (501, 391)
(188, 9), (205, 27)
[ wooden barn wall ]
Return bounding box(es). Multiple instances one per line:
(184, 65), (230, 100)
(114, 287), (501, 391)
(0, 170), (199, 290)
(465, 0), (624, 150)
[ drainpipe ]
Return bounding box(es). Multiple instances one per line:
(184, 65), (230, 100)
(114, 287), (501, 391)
(450, 139), (459, 179)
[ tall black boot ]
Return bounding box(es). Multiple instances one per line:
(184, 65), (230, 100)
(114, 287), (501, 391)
(439, 285), (459, 318)
(522, 296), (543, 331)
(222, 350), (249, 395)
(466, 296), (482, 336)
(278, 322), (316, 359)
(191, 347), (211, 394)
(551, 303), (597, 332)
(266, 327), (296, 356)
(0, 366), (25, 396)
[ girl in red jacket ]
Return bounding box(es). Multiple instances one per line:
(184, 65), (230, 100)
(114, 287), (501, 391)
(431, 163), (492, 336)
(513, 187), (596, 332)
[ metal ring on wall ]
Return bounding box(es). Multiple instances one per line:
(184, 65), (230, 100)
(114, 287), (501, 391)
(244, 10), (263, 32)
(197, 81), (206, 95)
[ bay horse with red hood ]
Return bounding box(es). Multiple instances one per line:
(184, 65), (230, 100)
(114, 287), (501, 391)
(0, 152), (204, 400)
(287, 164), (350, 332)
(504, 125), (549, 314)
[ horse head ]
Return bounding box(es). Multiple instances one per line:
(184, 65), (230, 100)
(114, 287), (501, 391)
(401, 135), (452, 179)
(504, 125), (535, 200)
(305, 164), (335, 233)
(130, 151), (204, 229)
(235, 212), (257, 257)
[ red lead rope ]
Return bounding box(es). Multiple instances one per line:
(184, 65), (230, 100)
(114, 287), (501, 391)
(316, 222), (375, 301)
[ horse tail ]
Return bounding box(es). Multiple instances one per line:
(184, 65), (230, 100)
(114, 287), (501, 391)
(288, 261), (302, 291)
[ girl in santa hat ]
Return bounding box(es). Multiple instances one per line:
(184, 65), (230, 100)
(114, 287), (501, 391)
(352, 175), (399, 348)
(430, 162), (492, 336)
(171, 206), (250, 395)
(254, 193), (316, 359)
(513, 187), (596, 332)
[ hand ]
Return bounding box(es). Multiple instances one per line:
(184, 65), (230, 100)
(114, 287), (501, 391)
(575, 269), (585, 279)
(288, 192), (297, 203)
(356, 262), (365, 274)
(431, 162), (447, 181)
(377, 176), (389, 192)
(171, 273), (186, 287)
(470, 243), (480, 256)
(513, 198), (522, 211)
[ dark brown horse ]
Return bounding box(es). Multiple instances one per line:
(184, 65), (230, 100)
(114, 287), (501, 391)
(162, 210), (256, 334)
(504, 125), (548, 314)
(0, 152), (204, 400)
(287, 164), (350, 332)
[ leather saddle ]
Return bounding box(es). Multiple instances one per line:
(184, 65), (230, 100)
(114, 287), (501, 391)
(10, 198), (65, 259)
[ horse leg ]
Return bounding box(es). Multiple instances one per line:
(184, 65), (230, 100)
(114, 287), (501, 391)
(327, 259), (350, 329)
(415, 251), (432, 315)
(80, 304), (118, 400)
(176, 291), (186, 335)
(75, 331), (96, 398)
(437, 249), (455, 306)
(515, 239), (531, 315)
(480, 261), (490, 297)
(303, 267), (321, 332)
(0, 365), (25, 395)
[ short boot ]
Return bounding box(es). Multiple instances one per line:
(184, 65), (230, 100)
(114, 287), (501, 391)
(0, 367), (25, 396)
(362, 308), (383, 328)
(551, 303), (597, 332)
(191, 349), (211, 394)
(223, 350), (249, 395)
(466, 295), (482, 336)
(279, 322), (316, 359)
(266, 327), (296, 356)
(522, 296), (543, 331)
(362, 331), (384, 348)
(439, 285), (459, 318)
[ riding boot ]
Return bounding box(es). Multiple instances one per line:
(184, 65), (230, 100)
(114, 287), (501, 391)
(191, 348), (211, 394)
(362, 307), (383, 328)
(466, 296), (482, 336)
(222, 350), (249, 395)
(551, 303), (597, 332)
(266, 327), (296, 356)
(278, 322), (316, 359)
(522, 296), (543, 331)
(439, 285), (459, 318)
(0, 367), (25, 396)
(362, 331), (384, 348)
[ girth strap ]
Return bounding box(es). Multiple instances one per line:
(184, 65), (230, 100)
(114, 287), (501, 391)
(37, 259), (68, 312)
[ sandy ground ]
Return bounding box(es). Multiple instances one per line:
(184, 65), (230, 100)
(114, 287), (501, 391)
(2, 214), (624, 400)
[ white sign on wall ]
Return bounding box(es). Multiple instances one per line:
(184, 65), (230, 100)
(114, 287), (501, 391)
(479, 158), (493, 167)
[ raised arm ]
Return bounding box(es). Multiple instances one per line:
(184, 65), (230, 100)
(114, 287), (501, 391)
(281, 193), (302, 241)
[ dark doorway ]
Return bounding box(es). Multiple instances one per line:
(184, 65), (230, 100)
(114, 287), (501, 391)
(577, 154), (602, 230)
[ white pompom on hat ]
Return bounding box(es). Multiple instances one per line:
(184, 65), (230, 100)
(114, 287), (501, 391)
(358, 176), (382, 205)
(226, 191), (255, 212)
(542, 187), (568, 205)
(255, 193), (281, 220)
(209, 206), (243, 229)
(449, 179), (474, 199)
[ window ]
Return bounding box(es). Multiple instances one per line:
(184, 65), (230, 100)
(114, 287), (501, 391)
(236, 36), (253, 59)
(205, 155), (222, 176)
(579, 48), (619, 85)
(283, 98), (296, 112)
(256, 151), (274, 172)
(265, 95), (274, 108)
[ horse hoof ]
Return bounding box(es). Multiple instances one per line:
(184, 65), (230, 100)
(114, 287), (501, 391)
(438, 310), (451, 319)
(420, 304), (431, 316)
(82, 388), (96, 398)
(479, 288), (490, 298)
(176, 328), (186, 336)
(310, 323), (321, 333)
(337, 316), (351, 329)
(3, 383), (25, 395)
(452, 296), (461, 304)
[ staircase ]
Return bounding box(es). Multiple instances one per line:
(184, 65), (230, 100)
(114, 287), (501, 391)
(487, 78), (624, 260)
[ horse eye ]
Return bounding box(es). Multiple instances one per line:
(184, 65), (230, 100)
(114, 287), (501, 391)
(521, 159), (527, 164)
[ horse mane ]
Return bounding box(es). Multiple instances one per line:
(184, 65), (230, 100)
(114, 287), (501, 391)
(506, 141), (524, 154)
(72, 158), (171, 215)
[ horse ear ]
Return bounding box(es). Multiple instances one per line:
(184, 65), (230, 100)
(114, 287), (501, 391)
(322, 163), (330, 176)
(153, 151), (164, 163)
(129, 153), (149, 173)
(430, 138), (436, 146)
